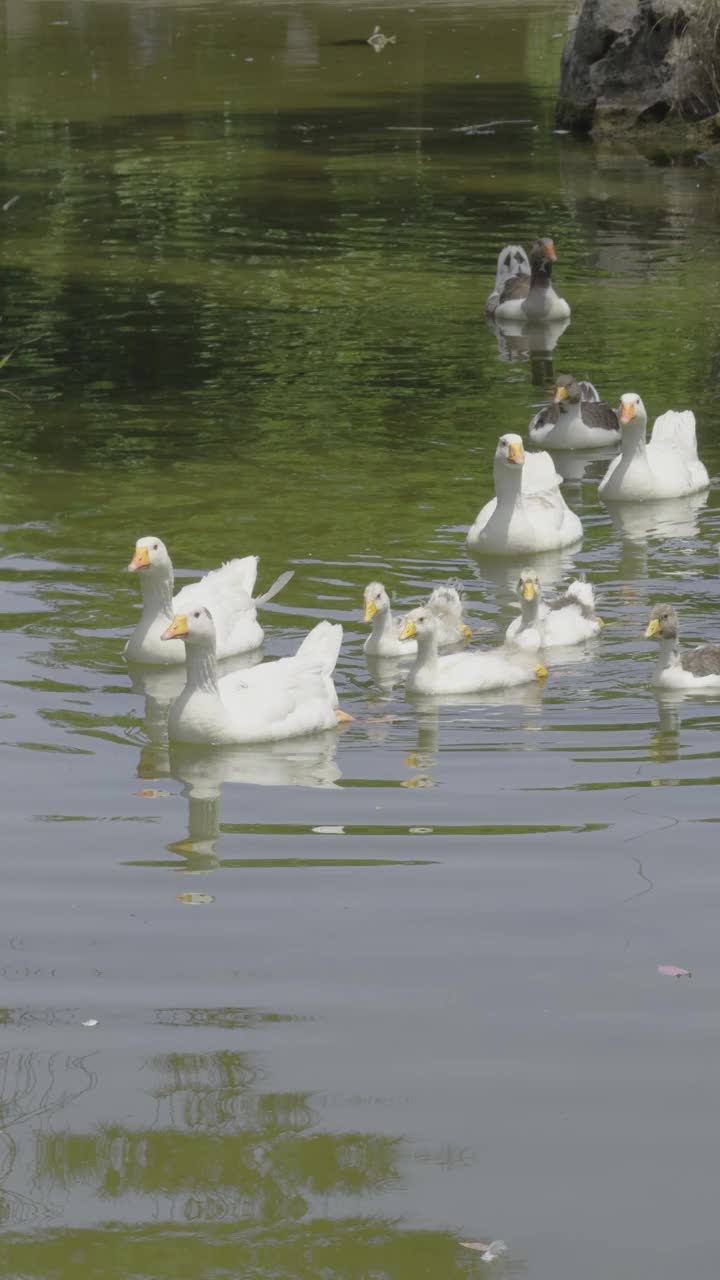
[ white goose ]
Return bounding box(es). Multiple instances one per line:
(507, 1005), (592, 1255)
(162, 609), (348, 744)
(363, 581), (471, 657)
(485, 244), (530, 317)
(645, 603), (720, 691)
(598, 394), (709, 503)
(467, 434), (583, 555)
(494, 237), (570, 323)
(529, 375), (620, 450)
(400, 607), (545, 695)
(505, 569), (602, 652)
(125, 536), (292, 665)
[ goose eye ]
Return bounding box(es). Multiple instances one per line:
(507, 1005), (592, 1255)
(194, 611), (200, 619)
(153, 543), (158, 550)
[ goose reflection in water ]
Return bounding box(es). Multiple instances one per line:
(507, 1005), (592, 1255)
(604, 491), (709, 582)
(466, 544), (580, 596)
(492, 315), (571, 387)
(166, 733), (342, 870)
(401, 685), (545, 789)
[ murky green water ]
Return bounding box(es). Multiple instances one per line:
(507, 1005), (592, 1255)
(3, 1), (720, 1276)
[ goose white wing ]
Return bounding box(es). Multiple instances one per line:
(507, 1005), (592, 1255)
(650, 410), (699, 460)
(521, 450), (571, 530)
(219, 621), (342, 704)
(174, 557), (261, 659)
(293, 620), (343, 674)
(521, 450), (562, 497)
(174, 556), (258, 618)
(223, 662), (338, 740)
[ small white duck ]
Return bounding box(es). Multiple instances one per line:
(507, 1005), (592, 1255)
(485, 244), (530, 317)
(494, 237), (570, 323)
(505, 569), (602, 652)
(467, 434), (583, 556)
(125, 536), (292, 665)
(529, 375), (620, 450)
(162, 609), (348, 744)
(598, 394), (709, 503)
(400, 607), (546, 695)
(645, 603), (720, 691)
(363, 581), (471, 657)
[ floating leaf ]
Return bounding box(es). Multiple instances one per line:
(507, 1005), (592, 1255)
(81, 1018), (98, 1028)
(176, 892), (215, 906)
(460, 1239), (507, 1261)
(658, 964), (691, 978)
(137, 788), (169, 798)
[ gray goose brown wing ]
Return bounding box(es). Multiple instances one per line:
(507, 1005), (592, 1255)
(497, 272), (531, 306)
(682, 645), (720, 677)
(529, 402), (560, 433)
(579, 400), (620, 433)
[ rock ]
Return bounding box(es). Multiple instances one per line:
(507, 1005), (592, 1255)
(556, 0), (715, 135)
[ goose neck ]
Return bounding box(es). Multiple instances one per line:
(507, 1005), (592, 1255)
(415, 627), (440, 669)
(520, 594), (541, 626)
(494, 461), (523, 508)
(139, 566), (174, 623)
(372, 607), (395, 641)
(656, 636), (681, 671)
(620, 420), (647, 459)
(185, 642), (219, 696)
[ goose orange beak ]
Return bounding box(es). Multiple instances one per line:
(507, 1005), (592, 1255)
(521, 580), (536, 601)
(161, 614), (188, 641)
(543, 240), (557, 262)
(553, 385), (568, 403)
(129, 545), (150, 571)
(619, 400), (636, 425)
(644, 618), (660, 639)
(363, 599), (377, 623)
(507, 441), (524, 465)
(399, 620), (417, 641)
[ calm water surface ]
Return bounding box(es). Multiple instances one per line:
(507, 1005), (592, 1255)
(3, 1), (720, 1276)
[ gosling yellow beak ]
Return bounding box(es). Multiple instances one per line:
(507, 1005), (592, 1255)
(129, 545), (150, 571)
(619, 400), (636, 425)
(462, 624), (472, 641)
(644, 618), (660, 639)
(363, 599), (377, 623)
(161, 613), (188, 641)
(553, 385), (568, 403)
(521, 581), (536, 602)
(507, 441), (524, 465)
(535, 664), (548, 680)
(399, 620), (417, 641)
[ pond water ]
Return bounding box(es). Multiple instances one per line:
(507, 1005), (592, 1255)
(3, 1), (720, 1276)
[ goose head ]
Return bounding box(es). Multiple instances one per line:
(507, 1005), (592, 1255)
(161, 605), (217, 648)
(645, 602), (679, 643)
(517, 568), (542, 605)
(529, 236), (557, 274)
(128, 535), (172, 575)
(363, 581), (391, 623)
(618, 393), (648, 437)
(495, 433), (525, 470)
(553, 374), (581, 407)
(399, 606), (439, 644)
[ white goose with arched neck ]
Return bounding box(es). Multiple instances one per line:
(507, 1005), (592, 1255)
(467, 435), (583, 555)
(598, 394), (709, 503)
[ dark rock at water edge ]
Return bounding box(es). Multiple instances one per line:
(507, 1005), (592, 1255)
(556, 0), (720, 138)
